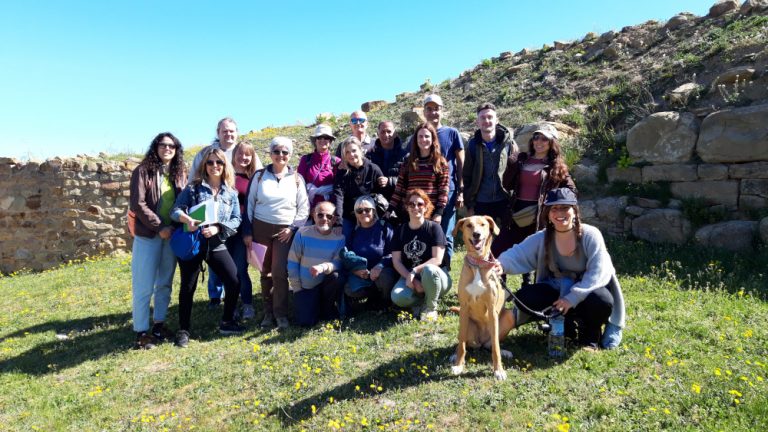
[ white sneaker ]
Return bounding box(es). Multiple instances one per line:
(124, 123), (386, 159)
(242, 304), (256, 321)
(420, 311), (438, 322)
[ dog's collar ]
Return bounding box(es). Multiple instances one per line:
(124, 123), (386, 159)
(465, 252), (499, 270)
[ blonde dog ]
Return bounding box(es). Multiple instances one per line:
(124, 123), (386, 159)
(451, 215), (511, 380)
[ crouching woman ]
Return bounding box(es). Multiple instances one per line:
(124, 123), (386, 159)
(287, 201), (346, 327)
(497, 188), (625, 349)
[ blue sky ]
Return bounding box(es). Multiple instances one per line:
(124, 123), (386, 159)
(0, 0), (713, 160)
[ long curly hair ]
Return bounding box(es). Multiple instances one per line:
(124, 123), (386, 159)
(541, 204), (583, 273)
(527, 135), (570, 184)
(406, 123), (448, 175)
(141, 132), (185, 182)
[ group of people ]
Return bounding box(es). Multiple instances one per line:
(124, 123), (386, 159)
(128, 94), (624, 352)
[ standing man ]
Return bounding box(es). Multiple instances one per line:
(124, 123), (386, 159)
(463, 102), (518, 256)
(367, 120), (407, 200)
(423, 94), (464, 265)
(335, 111), (373, 157)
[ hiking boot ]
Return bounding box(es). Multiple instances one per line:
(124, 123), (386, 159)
(260, 312), (275, 328)
(134, 332), (156, 350)
(207, 298), (222, 310)
(276, 317), (290, 329)
(219, 321), (246, 335)
(175, 330), (190, 348)
(151, 323), (174, 342)
(242, 304), (256, 321)
(420, 310), (438, 322)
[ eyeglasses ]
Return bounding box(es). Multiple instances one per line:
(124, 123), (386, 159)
(407, 201), (426, 209)
(271, 150), (290, 156)
(315, 213), (334, 220)
(355, 207), (374, 215)
(350, 118), (367, 125)
(158, 143), (176, 150)
(206, 160), (225, 167)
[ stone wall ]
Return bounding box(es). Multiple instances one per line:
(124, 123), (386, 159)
(0, 157), (136, 273)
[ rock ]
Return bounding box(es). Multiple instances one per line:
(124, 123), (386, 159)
(595, 196), (628, 224)
(711, 66), (756, 87)
(582, 32), (598, 42)
(666, 83), (700, 108)
(664, 14), (693, 30)
(361, 100), (388, 112)
(626, 205), (645, 216)
(499, 51), (513, 60)
(697, 104), (768, 163)
(670, 180), (739, 207)
(548, 108), (571, 119)
(579, 199), (597, 220)
(632, 209), (691, 245)
(740, 195), (768, 209)
(400, 110), (425, 130)
(635, 198), (662, 208)
(708, 0), (739, 17)
(504, 63), (530, 76)
(602, 43), (622, 60)
(694, 221), (757, 252)
(668, 199), (683, 209)
(698, 164), (729, 180)
(627, 112), (699, 163)
(642, 164), (698, 182)
(598, 30), (617, 44)
(0, 157), (20, 165)
(741, 0), (768, 14)
(571, 163), (599, 185)
(760, 217), (768, 244)
(606, 167), (642, 184)
(553, 40), (570, 50)
(741, 179), (768, 197)
(728, 161), (768, 178)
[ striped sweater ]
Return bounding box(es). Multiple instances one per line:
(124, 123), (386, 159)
(287, 225), (345, 291)
(389, 157), (450, 216)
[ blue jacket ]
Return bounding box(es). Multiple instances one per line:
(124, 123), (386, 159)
(171, 180), (241, 243)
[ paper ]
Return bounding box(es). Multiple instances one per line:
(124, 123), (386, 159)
(185, 199), (217, 231)
(248, 242), (268, 272)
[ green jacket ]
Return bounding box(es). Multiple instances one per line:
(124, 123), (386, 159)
(462, 124), (518, 210)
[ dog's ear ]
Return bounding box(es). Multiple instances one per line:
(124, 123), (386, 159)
(453, 217), (466, 238)
(484, 215), (500, 236)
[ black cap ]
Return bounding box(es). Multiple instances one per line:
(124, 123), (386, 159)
(543, 188), (578, 206)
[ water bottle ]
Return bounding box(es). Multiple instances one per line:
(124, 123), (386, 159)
(548, 314), (566, 358)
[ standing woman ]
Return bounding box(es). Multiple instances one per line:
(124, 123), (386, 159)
(171, 147), (243, 347)
(497, 188), (625, 349)
(129, 132), (187, 349)
(244, 137), (309, 329)
(333, 137), (384, 239)
(390, 189), (452, 322)
(502, 125), (576, 285)
(297, 124), (341, 216)
(389, 123), (449, 224)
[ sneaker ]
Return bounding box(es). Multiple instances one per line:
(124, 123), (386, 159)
(175, 330), (190, 348)
(420, 310), (438, 322)
(242, 304), (256, 321)
(151, 323), (174, 342)
(134, 332), (156, 350)
(207, 298), (222, 310)
(276, 317), (290, 329)
(219, 321), (246, 335)
(260, 312), (275, 328)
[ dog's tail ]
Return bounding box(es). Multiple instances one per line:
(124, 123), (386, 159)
(448, 306), (461, 315)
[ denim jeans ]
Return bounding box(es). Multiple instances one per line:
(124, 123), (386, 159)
(440, 190), (457, 266)
(391, 264), (452, 313)
(208, 232), (253, 304)
(131, 234), (177, 332)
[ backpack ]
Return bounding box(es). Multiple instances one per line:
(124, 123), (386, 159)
(170, 227), (202, 260)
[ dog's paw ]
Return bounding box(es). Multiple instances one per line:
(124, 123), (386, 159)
(451, 365), (465, 375)
(494, 369), (507, 381)
(448, 353), (457, 363)
(500, 349), (514, 359)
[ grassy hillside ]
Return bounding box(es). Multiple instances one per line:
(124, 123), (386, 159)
(1, 242), (766, 431)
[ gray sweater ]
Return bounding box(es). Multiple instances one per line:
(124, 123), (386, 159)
(497, 224), (626, 328)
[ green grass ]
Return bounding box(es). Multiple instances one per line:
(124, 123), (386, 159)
(1, 241), (767, 431)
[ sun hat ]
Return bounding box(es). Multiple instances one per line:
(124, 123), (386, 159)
(532, 124), (559, 141)
(269, 136), (294, 154)
(423, 94), (443, 107)
(310, 124), (336, 143)
(543, 188), (578, 206)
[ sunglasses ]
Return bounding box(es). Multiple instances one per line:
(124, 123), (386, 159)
(355, 207), (374, 215)
(315, 136), (332, 141)
(315, 213), (334, 220)
(157, 143), (177, 150)
(206, 160), (225, 167)
(407, 201), (426, 209)
(350, 118), (367, 125)
(271, 150), (290, 156)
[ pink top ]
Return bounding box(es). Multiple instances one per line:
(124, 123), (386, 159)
(518, 158), (547, 201)
(297, 151), (339, 209)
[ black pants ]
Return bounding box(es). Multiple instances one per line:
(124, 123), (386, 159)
(177, 238), (239, 331)
(513, 282), (613, 345)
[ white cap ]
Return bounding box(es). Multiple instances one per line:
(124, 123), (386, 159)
(423, 94), (443, 107)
